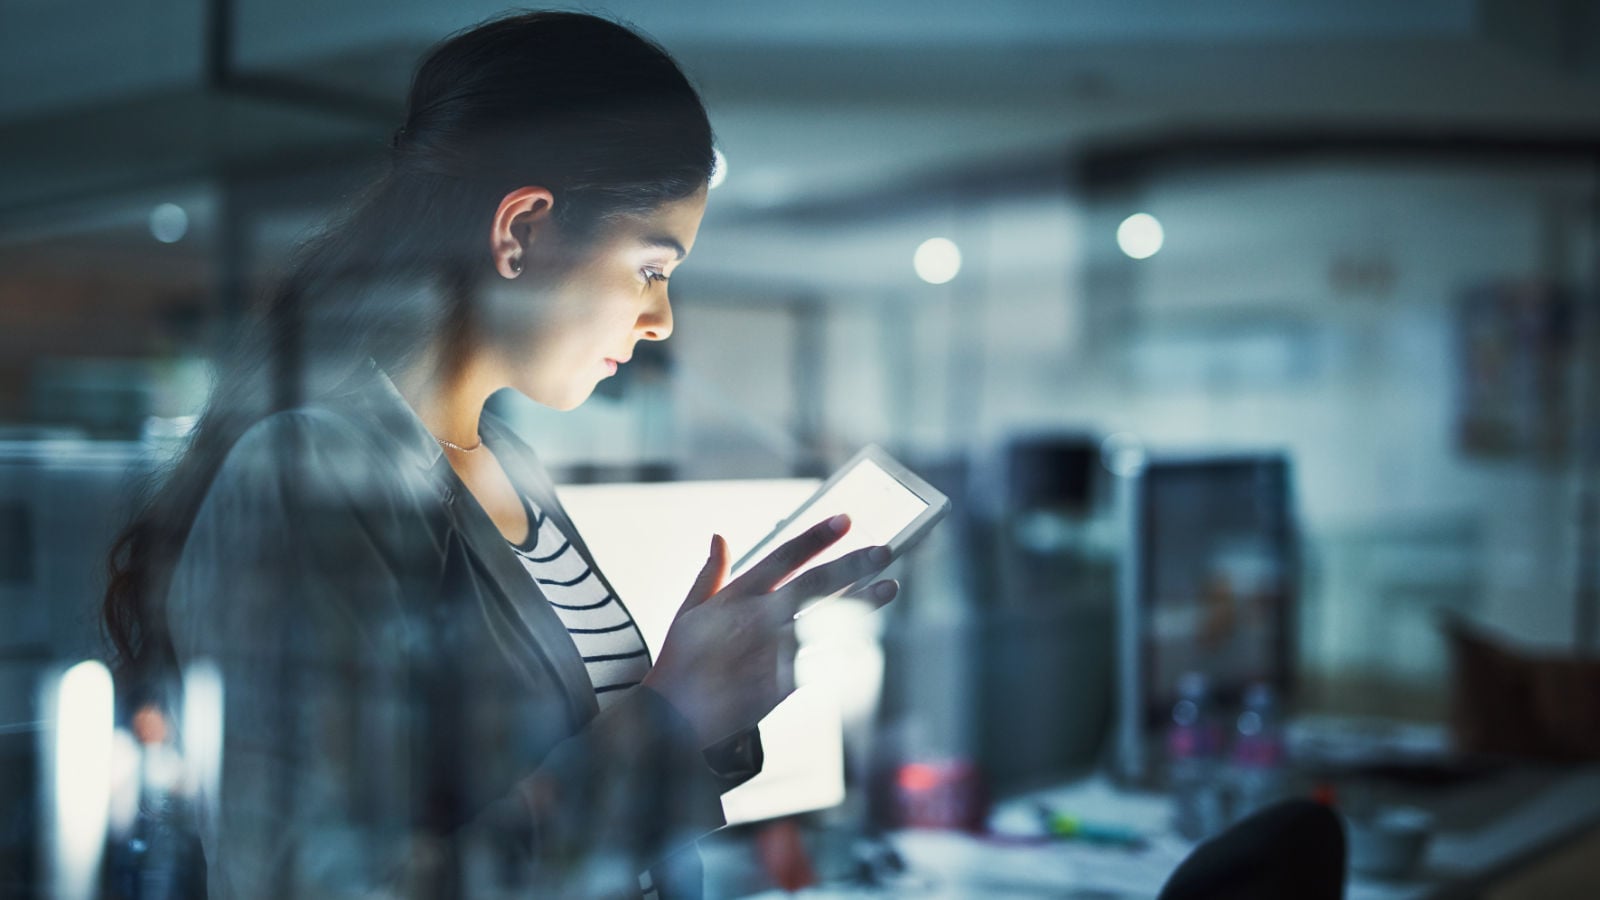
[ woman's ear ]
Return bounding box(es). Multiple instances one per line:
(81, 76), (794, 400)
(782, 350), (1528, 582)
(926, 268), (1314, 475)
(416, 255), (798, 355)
(491, 186), (556, 279)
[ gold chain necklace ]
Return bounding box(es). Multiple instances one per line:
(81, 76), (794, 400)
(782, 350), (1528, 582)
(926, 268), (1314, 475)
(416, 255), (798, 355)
(435, 435), (483, 453)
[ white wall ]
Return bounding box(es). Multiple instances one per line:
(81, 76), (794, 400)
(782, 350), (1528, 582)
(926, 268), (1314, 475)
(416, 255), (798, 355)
(1090, 164), (1588, 648)
(662, 161), (1595, 719)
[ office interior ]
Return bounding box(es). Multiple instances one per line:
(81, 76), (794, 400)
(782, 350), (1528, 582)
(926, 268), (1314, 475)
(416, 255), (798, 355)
(3, 1), (1600, 897)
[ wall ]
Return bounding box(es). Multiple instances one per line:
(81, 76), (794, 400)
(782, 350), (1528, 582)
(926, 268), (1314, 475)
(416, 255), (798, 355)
(664, 161), (1596, 721)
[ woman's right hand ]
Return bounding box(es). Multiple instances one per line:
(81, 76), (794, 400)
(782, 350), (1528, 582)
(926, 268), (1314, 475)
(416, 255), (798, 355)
(641, 514), (897, 748)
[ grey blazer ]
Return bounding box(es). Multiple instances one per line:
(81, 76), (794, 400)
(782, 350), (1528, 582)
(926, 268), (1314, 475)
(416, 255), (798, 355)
(165, 362), (761, 898)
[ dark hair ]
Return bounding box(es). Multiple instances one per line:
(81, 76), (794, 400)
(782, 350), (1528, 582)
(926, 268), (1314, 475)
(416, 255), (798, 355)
(102, 11), (714, 686)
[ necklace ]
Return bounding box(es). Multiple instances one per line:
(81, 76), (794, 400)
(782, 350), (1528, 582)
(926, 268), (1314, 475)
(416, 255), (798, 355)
(435, 435), (483, 453)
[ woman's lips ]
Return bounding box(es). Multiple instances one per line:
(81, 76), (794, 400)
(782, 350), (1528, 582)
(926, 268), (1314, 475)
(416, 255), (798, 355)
(603, 358), (619, 376)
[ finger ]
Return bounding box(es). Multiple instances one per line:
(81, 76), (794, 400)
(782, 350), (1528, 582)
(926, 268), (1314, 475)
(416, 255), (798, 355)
(842, 578), (899, 612)
(771, 544), (891, 620)
(728, 514), (850, 595)
(791, 579), (899, 626)
(776, 622), (800, 699)
(675, 534), (728, 619)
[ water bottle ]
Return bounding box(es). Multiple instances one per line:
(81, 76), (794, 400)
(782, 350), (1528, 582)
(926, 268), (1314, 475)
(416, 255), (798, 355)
(1167, 671), (1225, 840)
(1229, 682), (1287, 821)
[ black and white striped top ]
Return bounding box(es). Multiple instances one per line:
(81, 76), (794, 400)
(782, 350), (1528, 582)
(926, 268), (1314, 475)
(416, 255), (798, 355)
(505, 490), (651, 711)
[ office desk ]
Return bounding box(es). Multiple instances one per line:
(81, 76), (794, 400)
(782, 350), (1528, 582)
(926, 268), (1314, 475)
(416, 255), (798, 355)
(1353, 765), (1600, 899)
(720, 766), (1600, 898)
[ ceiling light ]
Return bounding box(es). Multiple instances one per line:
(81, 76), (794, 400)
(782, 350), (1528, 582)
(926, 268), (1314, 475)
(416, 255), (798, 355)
(148, 203), (188, 244)
(914, 237), (961, 284)
(1116, 212), (1163, 260)
(709, 148), (728, 190)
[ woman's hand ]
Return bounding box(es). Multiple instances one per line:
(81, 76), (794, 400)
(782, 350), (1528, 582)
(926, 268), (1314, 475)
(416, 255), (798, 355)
(641, 514), (897, 749)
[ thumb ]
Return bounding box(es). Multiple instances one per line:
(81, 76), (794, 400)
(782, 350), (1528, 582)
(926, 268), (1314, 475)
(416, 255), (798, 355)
(677, 534), (729, 618)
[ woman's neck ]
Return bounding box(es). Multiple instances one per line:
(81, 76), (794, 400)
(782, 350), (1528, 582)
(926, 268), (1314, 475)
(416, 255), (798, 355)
(391, 347), (504, 452)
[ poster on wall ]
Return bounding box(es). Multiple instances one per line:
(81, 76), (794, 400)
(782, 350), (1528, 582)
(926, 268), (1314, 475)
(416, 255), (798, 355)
(1456, 280), (1574, 463)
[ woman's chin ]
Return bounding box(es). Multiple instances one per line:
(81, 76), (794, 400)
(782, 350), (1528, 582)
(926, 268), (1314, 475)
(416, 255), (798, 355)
(513, 376), (596, 412)
(548, 385), (596, 412)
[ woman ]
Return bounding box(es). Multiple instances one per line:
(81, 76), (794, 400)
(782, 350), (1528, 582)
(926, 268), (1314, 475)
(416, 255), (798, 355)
(102, 12), (896, 898)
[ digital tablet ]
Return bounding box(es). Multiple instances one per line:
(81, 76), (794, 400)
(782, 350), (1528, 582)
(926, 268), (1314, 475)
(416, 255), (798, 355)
(730, 445), (951, 598)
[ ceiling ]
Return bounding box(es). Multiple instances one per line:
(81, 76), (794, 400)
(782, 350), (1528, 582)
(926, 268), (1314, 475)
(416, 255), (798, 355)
(2, 0), (1598, 293)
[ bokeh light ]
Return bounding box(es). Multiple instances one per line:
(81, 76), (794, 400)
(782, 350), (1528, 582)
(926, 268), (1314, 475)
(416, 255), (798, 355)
(914, 237), (962, 284)
(709, 148), (728, 190)
(1116, 212), (1164, 259)
(148, 203), (188, 244)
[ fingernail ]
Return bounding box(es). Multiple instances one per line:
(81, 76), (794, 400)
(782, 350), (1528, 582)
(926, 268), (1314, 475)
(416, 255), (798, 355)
(874, 580), (898, 601)
(869, 545), (891, 565)
(828, 514), (850, 534)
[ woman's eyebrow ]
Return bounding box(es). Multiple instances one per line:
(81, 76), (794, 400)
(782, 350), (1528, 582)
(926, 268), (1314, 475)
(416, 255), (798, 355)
(640, 235), (686, 260)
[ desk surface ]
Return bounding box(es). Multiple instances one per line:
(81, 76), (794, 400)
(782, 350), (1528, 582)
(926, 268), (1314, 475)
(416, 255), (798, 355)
(728, 765), (1600, 899)
(1368, 765), (1600, 897)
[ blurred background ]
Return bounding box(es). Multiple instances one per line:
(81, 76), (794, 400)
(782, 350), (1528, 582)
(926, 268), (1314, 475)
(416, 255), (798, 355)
(4, 1), (1600, 897)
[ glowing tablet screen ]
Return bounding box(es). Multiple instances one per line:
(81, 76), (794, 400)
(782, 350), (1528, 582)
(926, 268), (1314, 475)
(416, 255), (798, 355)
(733, 457), (930, 590)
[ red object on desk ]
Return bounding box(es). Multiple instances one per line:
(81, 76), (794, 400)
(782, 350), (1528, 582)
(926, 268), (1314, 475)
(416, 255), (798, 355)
(754, 818), (817, 891)
(894, 760), (988, 831)
(1310, 783), (1338, 807)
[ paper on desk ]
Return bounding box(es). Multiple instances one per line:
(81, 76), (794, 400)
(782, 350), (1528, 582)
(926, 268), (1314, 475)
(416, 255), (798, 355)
(988, 775), (1177, 839)
(890, 829), (1192, 898)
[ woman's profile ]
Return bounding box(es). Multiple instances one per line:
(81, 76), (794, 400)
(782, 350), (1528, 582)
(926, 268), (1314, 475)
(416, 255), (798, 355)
(102, 11), (896, 897)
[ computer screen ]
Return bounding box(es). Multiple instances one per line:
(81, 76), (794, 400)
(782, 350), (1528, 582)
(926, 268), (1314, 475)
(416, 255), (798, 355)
(1137, 455), (1296, 722)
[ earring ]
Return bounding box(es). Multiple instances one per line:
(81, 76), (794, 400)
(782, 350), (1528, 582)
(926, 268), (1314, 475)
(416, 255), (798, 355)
(509, 257), (523, 276)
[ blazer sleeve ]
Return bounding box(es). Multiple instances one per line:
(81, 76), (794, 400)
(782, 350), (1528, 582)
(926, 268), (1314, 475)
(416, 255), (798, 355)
(166, 411), (732, 898)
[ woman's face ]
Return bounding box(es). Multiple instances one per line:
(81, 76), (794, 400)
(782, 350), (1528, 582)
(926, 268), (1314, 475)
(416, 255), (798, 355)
(500, 186), (708, 411)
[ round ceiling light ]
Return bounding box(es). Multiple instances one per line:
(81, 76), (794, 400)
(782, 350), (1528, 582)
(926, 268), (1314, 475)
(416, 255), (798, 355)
(914, 237), (962, 284)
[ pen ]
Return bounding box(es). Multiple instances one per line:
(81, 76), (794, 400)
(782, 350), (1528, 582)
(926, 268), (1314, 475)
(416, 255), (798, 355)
(1033, 802), (1149, 849)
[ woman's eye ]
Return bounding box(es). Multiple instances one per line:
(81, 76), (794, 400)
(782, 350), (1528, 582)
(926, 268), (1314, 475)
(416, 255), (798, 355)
(643, 269), (669, 284)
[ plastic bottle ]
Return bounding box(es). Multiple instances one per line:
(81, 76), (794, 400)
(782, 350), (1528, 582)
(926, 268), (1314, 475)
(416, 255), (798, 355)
(1167, 671), (1225, 840)
(1229, 682), (1287, 821)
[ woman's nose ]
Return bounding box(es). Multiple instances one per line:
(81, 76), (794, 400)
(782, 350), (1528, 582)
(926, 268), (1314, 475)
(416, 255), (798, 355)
(637, 295), (673, 341)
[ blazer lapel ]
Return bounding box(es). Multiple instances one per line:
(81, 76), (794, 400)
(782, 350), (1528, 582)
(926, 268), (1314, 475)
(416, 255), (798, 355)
(479, 414), (641, 668)
(335, 363), (605, 724)
(431, 456), (600, 723)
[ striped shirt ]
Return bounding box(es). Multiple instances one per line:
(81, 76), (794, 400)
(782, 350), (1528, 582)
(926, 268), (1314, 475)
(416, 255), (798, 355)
(506, 491), (661, 898)
(505, 489), (651, 711)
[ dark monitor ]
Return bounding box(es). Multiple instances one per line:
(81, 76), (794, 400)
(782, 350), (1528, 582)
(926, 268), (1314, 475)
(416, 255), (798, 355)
(0, 716), (39, 895)
(1005, 434), (1099, 515)
(1135, 454), (1297, 726)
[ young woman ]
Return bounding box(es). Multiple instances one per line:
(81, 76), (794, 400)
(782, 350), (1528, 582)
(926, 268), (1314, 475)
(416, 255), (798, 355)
(102, 12), (896, 897)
